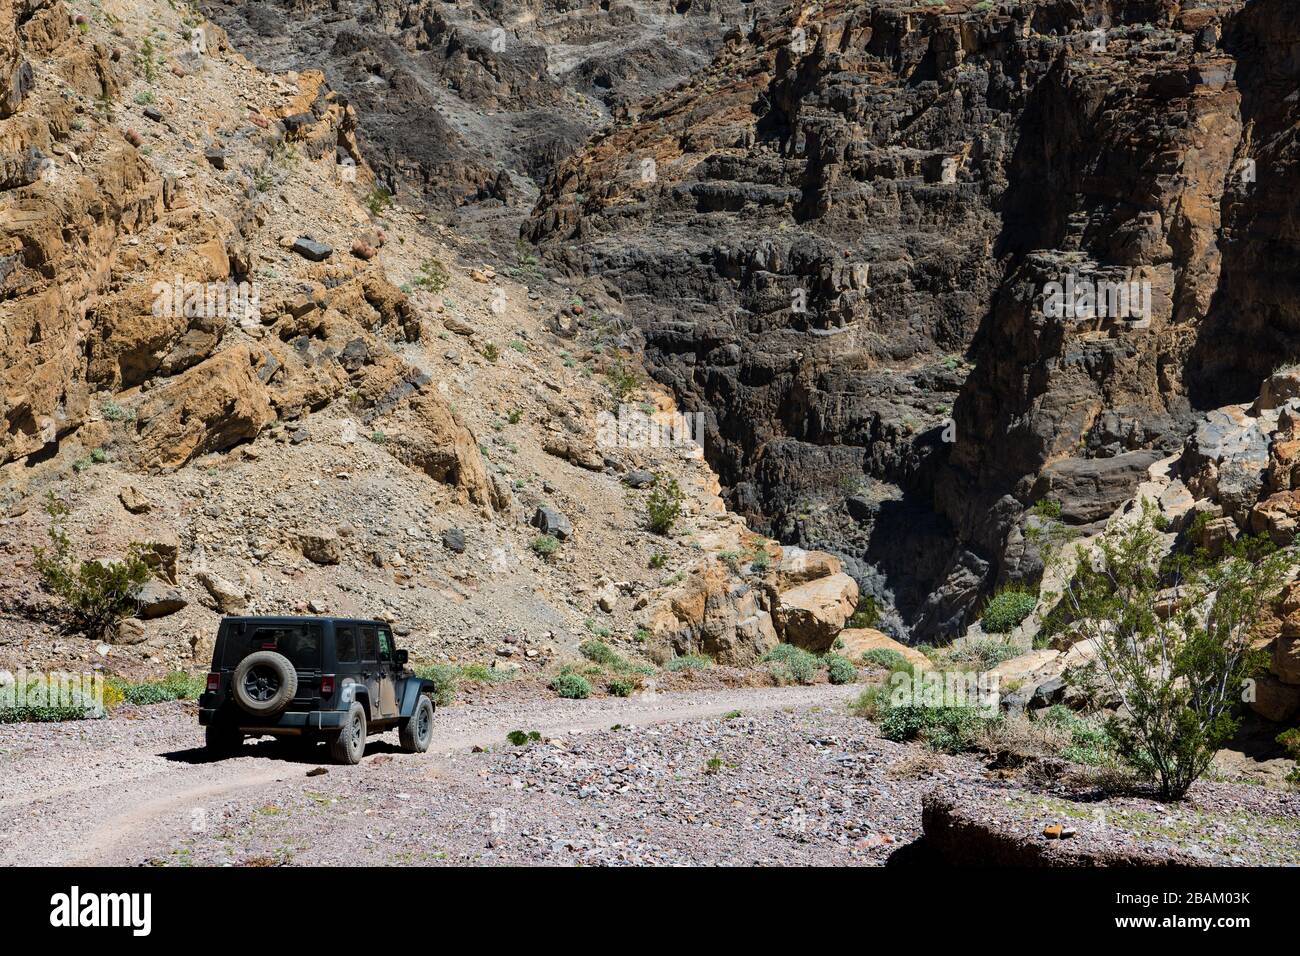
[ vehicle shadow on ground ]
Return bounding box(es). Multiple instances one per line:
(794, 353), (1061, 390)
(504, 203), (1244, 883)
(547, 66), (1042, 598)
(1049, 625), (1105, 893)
(162, 736), (405, 765)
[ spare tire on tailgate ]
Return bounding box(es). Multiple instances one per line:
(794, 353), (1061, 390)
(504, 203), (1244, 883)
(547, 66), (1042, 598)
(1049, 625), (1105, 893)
(232, 650), (298, 717)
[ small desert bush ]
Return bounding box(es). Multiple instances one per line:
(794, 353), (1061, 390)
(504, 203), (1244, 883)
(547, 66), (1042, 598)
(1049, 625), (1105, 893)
(550, 671), (592, 699)
(108, 671), (204, 706)
(646, 476), (684, 534)
(861, 647), (908, 671)
(33, 494), (152, 642)
(980, 588), (1037, 634)
(764, 644), (819, 685)
(607, 678), (635, 698)
(663, 654), (711, 672)
(823, 653), (858, 685)
(413, 664), (459, 706)
(530, 534), (560, 557)
(946, 638), (1021, 670)
(847, 594), (879, 629)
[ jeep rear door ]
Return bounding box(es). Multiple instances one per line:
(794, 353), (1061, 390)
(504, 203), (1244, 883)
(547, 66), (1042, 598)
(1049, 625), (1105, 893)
(358, 625), (383, 718)
(375, 626), (400, 719)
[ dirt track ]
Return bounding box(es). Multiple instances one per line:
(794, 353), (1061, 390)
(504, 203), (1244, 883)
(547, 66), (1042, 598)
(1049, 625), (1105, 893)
(3, 683), (950, 866)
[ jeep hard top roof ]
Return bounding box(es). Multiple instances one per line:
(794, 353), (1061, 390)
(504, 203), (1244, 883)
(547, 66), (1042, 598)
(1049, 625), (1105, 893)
(219, 616), (392, 628)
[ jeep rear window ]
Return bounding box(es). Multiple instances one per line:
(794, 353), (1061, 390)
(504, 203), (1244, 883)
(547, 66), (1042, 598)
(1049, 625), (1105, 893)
(222, 624), (322, 670)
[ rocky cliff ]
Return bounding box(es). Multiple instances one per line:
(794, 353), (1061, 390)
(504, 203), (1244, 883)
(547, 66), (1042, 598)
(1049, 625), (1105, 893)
(523, 0), (1300, 640)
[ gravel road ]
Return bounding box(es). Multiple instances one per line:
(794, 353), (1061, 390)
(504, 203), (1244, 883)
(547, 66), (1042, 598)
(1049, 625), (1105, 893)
(2, 683), (983, 866)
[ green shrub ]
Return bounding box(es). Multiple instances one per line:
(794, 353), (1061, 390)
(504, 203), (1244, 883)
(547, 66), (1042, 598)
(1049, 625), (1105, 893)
(881, 704), (991, 753)
(1063, 502), (1298, 800)
(366, 185), (393, 216)
(108, 671), (205, 706)
(607, 678), (635, 698)
(849, 684), (889, 720)
(1031, 497), (1062, 520)
(646, 476), (684, 535)
(949, 638), (1021, 669)
(579, 639), (651, 675)
(861, 647), (908, 671)
(980, 588), (1037, 634)
(530, 534), (560, 557)
(847, 595), (879, 629)
(763, 644), (819, 684)
(663, 654), (711, 672)
(413, 664), (458, 706)
(824, 653), (857, 685)
(33, 494), (152, 642)
(580, 639), (622, 667)
(604, 359), (640, 405)
(1279, 729), (1300, 786)
(0, 673), (103, 723)
(506, 730), (541, 746)
(1038, 705), (1118, 767)
(550, 672), (591, 699)
(766, 661), (795, 685)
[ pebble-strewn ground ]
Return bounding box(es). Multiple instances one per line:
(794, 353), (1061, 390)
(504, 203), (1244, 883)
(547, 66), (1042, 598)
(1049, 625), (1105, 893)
(3, 684), (1297, 866)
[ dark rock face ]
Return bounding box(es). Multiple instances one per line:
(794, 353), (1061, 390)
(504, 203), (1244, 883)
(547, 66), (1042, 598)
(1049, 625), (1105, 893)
(526, 0), (1271, 639)
(203, 0), (785, 215)
(201, 0), (1300, 643)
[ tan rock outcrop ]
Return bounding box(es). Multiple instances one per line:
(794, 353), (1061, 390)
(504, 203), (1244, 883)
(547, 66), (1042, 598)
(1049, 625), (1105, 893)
(645, 559), (778, 666)
(132, 346), (275, 470)
(773, 572), (858, 653)
(836, 628), (930, 670)
(379, 390), (499, 509)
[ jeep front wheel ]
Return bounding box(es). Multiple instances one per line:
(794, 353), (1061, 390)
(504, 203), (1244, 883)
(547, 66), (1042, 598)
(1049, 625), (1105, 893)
(329, 702), (367, 765)
(399, 695), (434, 753)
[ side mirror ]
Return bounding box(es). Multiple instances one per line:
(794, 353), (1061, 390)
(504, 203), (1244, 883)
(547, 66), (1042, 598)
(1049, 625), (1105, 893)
(394, 649), (409, 666)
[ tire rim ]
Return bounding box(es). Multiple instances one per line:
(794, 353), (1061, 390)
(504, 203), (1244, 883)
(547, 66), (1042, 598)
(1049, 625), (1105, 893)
(351, 714), (364, 750)
(243, 666), (281, 702)
(417, 702), (431, 741)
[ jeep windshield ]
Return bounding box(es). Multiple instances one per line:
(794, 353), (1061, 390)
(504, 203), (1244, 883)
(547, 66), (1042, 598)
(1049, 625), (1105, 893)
(220, 623), (322, 670)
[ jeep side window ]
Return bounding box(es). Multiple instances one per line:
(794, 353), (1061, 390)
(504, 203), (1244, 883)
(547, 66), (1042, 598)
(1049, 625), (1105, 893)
(360, 626), (378, 662)
(336, 626), (358, 663)
(378, 630), (392, 661)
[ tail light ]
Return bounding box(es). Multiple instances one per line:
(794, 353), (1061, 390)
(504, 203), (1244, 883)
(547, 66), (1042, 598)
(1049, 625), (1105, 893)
(320, 674), (335, 697)
(205, 672), (221, 693)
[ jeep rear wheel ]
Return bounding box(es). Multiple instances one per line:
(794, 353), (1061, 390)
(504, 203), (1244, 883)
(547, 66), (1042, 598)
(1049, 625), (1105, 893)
(232, 650), (298, 717)
(329, 702), (367, 764)
(399, 695), (434, 753)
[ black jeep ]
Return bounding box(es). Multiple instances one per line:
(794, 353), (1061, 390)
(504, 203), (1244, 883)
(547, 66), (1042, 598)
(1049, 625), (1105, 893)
(199, 616), (437, 764)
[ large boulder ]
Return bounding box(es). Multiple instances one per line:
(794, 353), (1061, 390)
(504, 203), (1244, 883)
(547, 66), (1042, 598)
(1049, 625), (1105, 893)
(773, 572), (858, 652)
(645, 559), (778, 666)
(196, 570), (247, 613)
(297, 530), (341, 566)
(1181, 405), (1272, 526)
(1030, 451), (1165, 525)
(135, 581), (186, 619)
(1249, 675), (1300, 724)
(771, 547), (843, 590)
(1275, 635), (1300, 686)
(531, 505), (572, 540)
